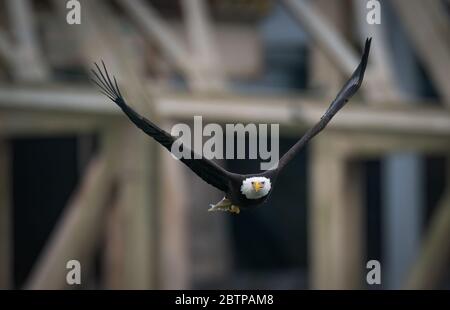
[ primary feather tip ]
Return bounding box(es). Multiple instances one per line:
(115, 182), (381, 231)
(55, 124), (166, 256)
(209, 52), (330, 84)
(90, 61), (123, 103)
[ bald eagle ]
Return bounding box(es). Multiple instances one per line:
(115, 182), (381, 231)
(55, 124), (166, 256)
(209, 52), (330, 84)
(91, 38), (371, 214)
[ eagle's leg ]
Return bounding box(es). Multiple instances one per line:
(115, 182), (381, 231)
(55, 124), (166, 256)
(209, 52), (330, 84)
(208, 197), (231, 212)
(208, 198), (240, 214)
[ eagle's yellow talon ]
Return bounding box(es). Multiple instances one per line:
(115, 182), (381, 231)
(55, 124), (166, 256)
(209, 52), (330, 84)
(230, 205), (240, 214)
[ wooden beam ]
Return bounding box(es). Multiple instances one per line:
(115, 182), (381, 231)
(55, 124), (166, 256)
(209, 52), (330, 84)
(0, 140), (12, 289)
(167, 22), (262, 79)
(309, 131), (449, 289)
(1, 88), (450, 136)
(155, 95), (450, 136)
(111, 128), (155, 289)
(353, 0), (405, 102)
(309, 135), (364, 289)
(0, 29), (15, 64)
(281, 0), (359, 77)
(334, 131), (450, 156)
(102, 195), (125, 289)
(117, 0), (206, 92)
(425, 0), (450, 41)
(5, 0), (49, 81)
(391, 0), (450, 105)
(116, 0), (190, 71)
(158, 121), (190, 289)
(310, 0), (348, 97)
(78, 0), (156, 289)
(24, 132), (118, 289)
(0, 108), (119, 137)
(201, 24), (262, 78)
(181, 0), (227, 92)
(0, 86), (115, 114)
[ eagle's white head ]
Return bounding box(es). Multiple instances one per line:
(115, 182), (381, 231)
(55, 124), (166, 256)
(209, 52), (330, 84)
(240, 176), (271, 199)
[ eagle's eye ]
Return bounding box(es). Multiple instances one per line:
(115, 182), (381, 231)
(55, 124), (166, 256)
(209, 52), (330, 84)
(261, 181), (265, 185)
(251, 181), (254, 184)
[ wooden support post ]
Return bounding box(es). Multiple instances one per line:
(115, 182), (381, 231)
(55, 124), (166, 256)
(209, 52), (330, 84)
(76, 0), (156, 289)
(96, 127), (127, 289)
(5, 0), (49, 81)
(309, 135), (364, 289)
(100, 129), (155, 290)
(158, 120), (190, 289)
(0, 140), (12, 289)
(113, 129), (155, 289)
(99, 130), (127, 290)
(102, 198), (124, 289)
(355, 0), (424, 289)
(405, 160), (450, 289)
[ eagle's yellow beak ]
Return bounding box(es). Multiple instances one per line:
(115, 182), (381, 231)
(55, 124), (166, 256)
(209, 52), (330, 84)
(252, 181), (263, 192)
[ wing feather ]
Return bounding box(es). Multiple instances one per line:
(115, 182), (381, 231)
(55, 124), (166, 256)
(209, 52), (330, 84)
(277, 37), (372, 171)
(91, 61), (236, 192)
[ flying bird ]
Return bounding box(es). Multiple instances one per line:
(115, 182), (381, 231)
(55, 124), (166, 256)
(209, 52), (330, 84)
(91, 38), (371, 214)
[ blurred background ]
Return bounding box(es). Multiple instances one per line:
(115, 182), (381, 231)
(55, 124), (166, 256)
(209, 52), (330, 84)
(0, 0), (449, 290)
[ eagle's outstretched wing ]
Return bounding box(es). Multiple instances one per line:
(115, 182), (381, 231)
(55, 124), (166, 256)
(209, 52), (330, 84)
(276, 37), (372, 171)
(91, 61), (238, 192)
